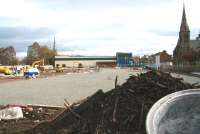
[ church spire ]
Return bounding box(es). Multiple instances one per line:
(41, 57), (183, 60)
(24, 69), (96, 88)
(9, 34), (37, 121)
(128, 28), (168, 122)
(178, 3), (190, 50)
(180, 3), (190, 32)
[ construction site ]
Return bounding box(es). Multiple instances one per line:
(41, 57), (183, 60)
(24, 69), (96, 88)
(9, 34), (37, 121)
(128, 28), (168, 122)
(1, 59), (200, 134)
(0, 67), (199, 134)
(1, 1), (200, 133)
(1, 48), (200, 134)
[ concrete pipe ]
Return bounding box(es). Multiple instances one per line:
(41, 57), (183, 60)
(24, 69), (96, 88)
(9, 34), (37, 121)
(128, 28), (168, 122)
(146, 89), (200, 134)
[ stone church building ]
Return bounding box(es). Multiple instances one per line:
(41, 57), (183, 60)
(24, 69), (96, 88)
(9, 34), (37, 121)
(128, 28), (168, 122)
(173, 5), (200, 72)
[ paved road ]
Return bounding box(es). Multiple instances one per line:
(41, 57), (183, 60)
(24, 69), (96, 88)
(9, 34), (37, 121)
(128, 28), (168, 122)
(171, 73), (200, 86)
(0, 68), (138, 106)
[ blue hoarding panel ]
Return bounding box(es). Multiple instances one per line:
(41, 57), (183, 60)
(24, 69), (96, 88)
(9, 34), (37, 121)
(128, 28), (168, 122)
(116, 52), (133, 67)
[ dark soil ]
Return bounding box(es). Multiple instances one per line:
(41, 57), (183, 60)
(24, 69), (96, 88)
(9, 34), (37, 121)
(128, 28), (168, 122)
(28, 70), (199, 134)
(0, 105), (64, 134)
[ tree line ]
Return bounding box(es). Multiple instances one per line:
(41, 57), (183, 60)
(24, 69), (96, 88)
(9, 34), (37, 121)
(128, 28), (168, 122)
(0, 46), (18, 65)
(0, 42), (57, 66)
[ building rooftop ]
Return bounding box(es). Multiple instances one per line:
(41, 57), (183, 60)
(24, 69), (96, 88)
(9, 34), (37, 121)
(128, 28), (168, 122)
(55, 55), (116, 58)
(55, 55), (116, 61)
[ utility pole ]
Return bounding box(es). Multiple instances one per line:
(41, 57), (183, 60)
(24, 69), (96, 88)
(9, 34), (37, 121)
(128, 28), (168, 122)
(53, 36), (56, 53)
(53, 36), (56, 67)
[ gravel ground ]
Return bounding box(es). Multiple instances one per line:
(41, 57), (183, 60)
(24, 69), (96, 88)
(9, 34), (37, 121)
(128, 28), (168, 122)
(0, 69), (199, 106)
(0, 68), (140, 106)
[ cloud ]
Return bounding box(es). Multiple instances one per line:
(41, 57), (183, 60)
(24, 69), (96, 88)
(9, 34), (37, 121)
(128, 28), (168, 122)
(0, 26), (55, 57)
(0, 40), (32, 53)
(31, 0), (176, 10)
(153, 30), (178, 37)
(0, 27), (55, 40)
(0, 0), (199, 58)
(16, 52), (27, 59)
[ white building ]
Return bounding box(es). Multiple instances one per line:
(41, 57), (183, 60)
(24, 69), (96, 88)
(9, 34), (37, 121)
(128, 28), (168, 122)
(55, 55), (116, 68)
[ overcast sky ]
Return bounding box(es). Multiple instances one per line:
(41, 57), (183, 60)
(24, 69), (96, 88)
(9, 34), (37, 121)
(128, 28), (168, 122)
(0, 0), (199, 58)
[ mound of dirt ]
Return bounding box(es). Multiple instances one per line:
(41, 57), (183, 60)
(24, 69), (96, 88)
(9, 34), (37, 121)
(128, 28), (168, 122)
(29, 70), (198, 134)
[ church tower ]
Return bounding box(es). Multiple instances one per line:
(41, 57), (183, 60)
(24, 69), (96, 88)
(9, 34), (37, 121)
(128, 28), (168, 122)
(178, 4), (190, 50)
(173, 4), (191, 68)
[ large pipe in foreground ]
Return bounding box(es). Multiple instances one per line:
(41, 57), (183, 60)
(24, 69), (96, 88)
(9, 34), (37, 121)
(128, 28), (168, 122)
(146, 89), (200, 134)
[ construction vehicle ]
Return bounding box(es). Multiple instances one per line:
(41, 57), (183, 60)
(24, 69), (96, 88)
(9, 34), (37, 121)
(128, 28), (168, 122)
(31, 59), (44, 68)
(0, 66), (12, 75)
(24, 59), (44, 78)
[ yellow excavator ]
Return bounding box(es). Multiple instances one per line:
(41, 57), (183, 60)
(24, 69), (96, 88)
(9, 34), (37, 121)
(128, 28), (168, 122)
(0, 66), (12, 75)
(31, 59), (44, 68)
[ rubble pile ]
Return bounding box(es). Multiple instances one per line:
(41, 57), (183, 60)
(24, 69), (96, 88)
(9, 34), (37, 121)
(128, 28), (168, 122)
(31, 70), (199, 134)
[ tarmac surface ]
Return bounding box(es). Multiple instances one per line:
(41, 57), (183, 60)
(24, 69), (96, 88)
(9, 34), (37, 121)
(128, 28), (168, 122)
(171, 73), (200, 85)
(0, 69), (200, 106)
